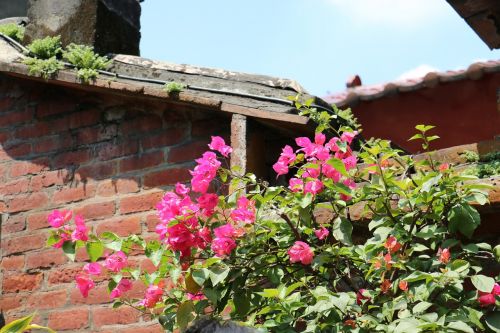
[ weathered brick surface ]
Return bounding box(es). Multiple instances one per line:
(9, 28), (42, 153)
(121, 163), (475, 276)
(0, 75), (230, 331)
(48, 308), (89, 330)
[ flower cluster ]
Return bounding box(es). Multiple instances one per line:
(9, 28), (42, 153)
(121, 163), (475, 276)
(47, 210), (89, 247)
(273, 131), (358, 200)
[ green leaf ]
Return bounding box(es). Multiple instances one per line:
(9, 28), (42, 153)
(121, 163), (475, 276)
(485, 312), (500, 333)
(408, 134), (423, 141)
(0, 313), (34, 333)
(450, 259), (470, 273)
(191, 269), (209, 286)
(46, 233), (59, 247)
(176, 301), (194, 330)
(394, 318), (421, 333)
(233, 290), (250, 316)
(86, 241), (104, 262)
(331, 217), (352, 245)
(420, 174), (442, 192)
(494, 245), (500, 262)
(101, 231), (123, 251)
(412, 301), (432, 314)
(470, 274), (495, 293)
(448, 203), (481, 238)
(447, 321), (474, 333)
(209, 265), (230, 286)
(62, 241), (76, 261)
(427, 135), (440, 142)
(326, 158), (348, 176)
(259, 289), (279, 298)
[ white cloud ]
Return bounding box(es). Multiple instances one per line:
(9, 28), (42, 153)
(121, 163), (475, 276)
(397, 64), (439, 80)
(325, 0), (450, 28)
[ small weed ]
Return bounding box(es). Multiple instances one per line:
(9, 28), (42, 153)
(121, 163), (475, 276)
(63, 44), (110, 83)
(164, 81), (185, 93)
(27, 36), (62, 59)
(23, 57), (64, 80)
(0, 23), (24, 42)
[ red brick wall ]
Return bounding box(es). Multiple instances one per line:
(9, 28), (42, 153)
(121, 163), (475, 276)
(0, 75), (230, 332)
(351, 73), (500, 153)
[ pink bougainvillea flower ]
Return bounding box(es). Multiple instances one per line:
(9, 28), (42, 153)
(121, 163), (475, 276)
(197, 193), (218, 217)
(302, 166), (320, 179)
(296, 134), (329, 160)
(230, 196), (256, 224)
(374, 252), (393, 270)
(279, 145), (296, 164)
(343, 155), (357, 171)
(194, 227), (212, 250)
(190, 152), (221, 193)
(340, 178), (356, 201)
(289, 178), (303, 192)
(75, 273), (94, 298)
(322, 163), (342, 182)
(325, 137), (340, 152)
(47, 209), (73, 228)
(304, 179), (324, 195)
(399, 280), (408, 291)
(380, 279), (392, 294)
(214, 224), (237, 239)
(104, 251), (128, 273)
(71, 215), (88, 242)
(340, 131), (358, 145)
(187, 292), (207, 301)
(288, 241), (314, 265)
(211, 237), (237, 257)
(437, 248), (450, 264)
(165, 223), (195, 256)
(439, 163), (450, 172)
(175, 183), (190, 196)
(477, 283), (500, 307)
(356, 289), (371, 305)
(139, 285), (163, 308)
(384, 236), (402, 254)
(208, 136), (232, 157)
(314, 227), (329, 240)
(110, 279), (133, 299)
(273, 160), (289, 176)
(83, 263), (102, 276)
(52, 226), (71, 248)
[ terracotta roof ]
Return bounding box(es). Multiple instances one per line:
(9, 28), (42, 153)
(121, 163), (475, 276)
(323, 60), (500, 107)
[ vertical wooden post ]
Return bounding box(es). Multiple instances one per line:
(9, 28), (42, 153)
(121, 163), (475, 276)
(230, 114), (247, 193)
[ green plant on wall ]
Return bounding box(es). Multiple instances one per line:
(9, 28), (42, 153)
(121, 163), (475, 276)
(0, 23), (25, 42)
(22, 36), (64, 79)
(63, 43), (110, 83)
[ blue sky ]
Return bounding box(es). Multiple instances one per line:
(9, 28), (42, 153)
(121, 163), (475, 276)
(140, 0), (500, 96)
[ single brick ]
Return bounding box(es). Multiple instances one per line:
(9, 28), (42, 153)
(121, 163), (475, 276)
(0, 108), (34, 127)
(92, 306), (141, 328)
(119, 192), (163, 214)
(27, 211), (50, 230)
(52, 183), (96, 204)
(74, 201), (116, 220)
(3, 272), (43, 292)
(122, 114), (163, 136)
(167, 140), (207, 163)
(26, 289), (67, 310)
(53, 150), (91, 168)
(119, 151), (164, 173)
(141, 128), (189, 150)
(0, 255), (25, 271)
(77, 162), (117, 180)
(1, 142), (32, 158)
(9, 158), (49, 178)
(3, 233), (46, 255)
(145, 214), (160, 232)
(74, 125), (118, 145)
(48, 308), (89, 330)
(143, 168), (191, 188)
(70, 284), (111, 305)
(1, 214), (25, 234)
(68, 109), (101, 129)
(97, 140), (139, 161)
(95, 215), (142, 236)
(0, 178), (30, 196)
(30, 169), (69, 191)
(8, 192), (49, 213)
(33, 134), (73, 154)
(0, 295), (23, 311)
(26, 249), (67, 269)
(36, 100), (74, 118)
(97, 178), (140, 196)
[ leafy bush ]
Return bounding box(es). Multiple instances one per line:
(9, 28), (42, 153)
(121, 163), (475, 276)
(62, 43), (110, 83)
(27, 36), (62, 59)
(23, 56), (63, 80)
(49, 104), (498, 332)
(0, 23), (25, 42)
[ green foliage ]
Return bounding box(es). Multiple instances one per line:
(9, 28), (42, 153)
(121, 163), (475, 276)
(461, 150), (479, 163)
(0, 313), (55, 333)
(164, 81), (186, 93)
(27, 36), (62, 59)
(22, 56), (63, 80)
(63, 43), (110, 83)
(462, 151), (500, 178)
(0, 23), (24, 42)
